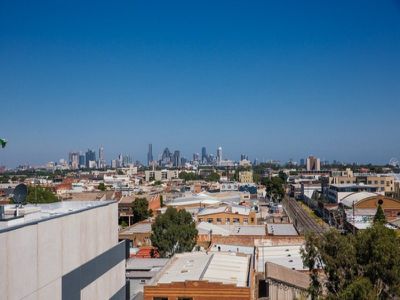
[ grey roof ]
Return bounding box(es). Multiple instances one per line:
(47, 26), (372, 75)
(120, 222), (152, 235)
(126, 258), (169, 270)
(197, 222), (266, 236)
(209, 244), (254, 255)
(267, 223), (298, 236)
(256, 244), (306, 272)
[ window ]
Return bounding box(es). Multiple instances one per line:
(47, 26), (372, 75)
(226, 218), (230, 223)
(216, 218), (222, 224)
(243, 218), (248, 224)
(178, 298), (193, 300)
(207, 218), (213, 223)
(378, 199), (384, 205)
(154, 298), (168, 300)
(198, 218), (203, 222)
(381, 180), (385, 185)
(233, 218), (240, 223)
(251, 218), (254, 223)
(140, 279), (146, 284)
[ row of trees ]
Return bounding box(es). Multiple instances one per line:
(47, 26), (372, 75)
(301, 207), (400, 299)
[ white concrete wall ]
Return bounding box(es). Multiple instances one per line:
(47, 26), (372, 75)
(0, 202), (121, 300)
(80, 261), (125, 300)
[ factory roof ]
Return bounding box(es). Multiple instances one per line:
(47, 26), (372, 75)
(151, 251), (251, 287)
(197, 222), (266, 236)
(267, 223), (298, 236)
(256, 244), (305, 272)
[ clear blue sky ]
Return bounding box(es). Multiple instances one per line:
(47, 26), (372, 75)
(1, 1), (400, 167)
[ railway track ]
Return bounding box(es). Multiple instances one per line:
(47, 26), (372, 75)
(283, 197), (326, 236)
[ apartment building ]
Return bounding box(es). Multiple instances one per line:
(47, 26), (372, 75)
(328, 170), (395, 195)
(145, 170), (179, 182)
(239, 171), (254, 183)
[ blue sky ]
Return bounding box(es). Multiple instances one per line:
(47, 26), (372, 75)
(1, 1), (400, 167)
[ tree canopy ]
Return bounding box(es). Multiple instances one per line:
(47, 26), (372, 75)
(132, 198), (151, 223)
(205, 172), (220, 182)
(374, 204), (386, 225)
(261, 176), (285, 201)
(178, 171), (200, 181)
(97, 182), (106, 191)
(301, 224), (400, 299)
(26, 186), (59, 204)
(150, 207), (198, 257)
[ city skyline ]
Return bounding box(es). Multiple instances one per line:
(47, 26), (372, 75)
(2, 142), (399, 169)
(1, 1), (400, 166)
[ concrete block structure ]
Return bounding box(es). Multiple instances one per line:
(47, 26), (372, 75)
(0, 201), (128, 300)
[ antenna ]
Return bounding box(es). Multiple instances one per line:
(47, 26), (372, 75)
(13, 183), (28, 207)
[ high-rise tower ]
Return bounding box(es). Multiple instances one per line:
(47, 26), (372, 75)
(147, 143), (153, 166)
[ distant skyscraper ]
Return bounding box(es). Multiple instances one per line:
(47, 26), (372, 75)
(180, 157), (187, 166)
(201, 147), (207, 164)
(306, 156), (321, 171)
(147, 143), (153, 166)
(85, 149), (96, 168)
(68, 152), (79, 169)
(98, 146), (105, 168)
(79, 154), (85, 168)
(173, 150), (180, 167)
(300, 158), (305, 166)
(193, 153), (200, 162)
(216, 146), (222, 165)
(240, 154), (248, 161)
(161, 147), (172, 165)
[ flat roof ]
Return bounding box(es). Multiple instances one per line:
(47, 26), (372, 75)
(267, 223), (298, 236)
(256, 244), (305, 272)
(0, 201), (115, 233)
(197, 222), (266, 236)
(152, 252), (250, 287)
(119, 221), (152, 235)
(126, 258), (169, 271)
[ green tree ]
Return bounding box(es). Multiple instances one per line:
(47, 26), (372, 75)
(262, 176), (285, 201)
(132, 198), (151, 223)
(179, 171), (200, 181)
(301, 232), (323, 299)
(205, 172), (220, 182)
(150, 207), (198, 257)
(97, 182), (106, 191)
(302, 224), (400, 299)
(278, 171), (288, 183)
(26, 186), (59, 204)
(339, 277), (375, 300)
(373, 204), (386, 225)
(356, 224), (400, 298)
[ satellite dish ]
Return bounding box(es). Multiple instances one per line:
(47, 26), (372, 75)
(13, 184), (28, 205)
